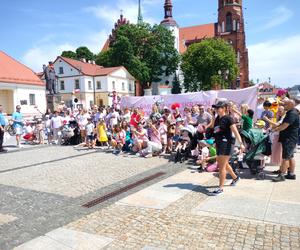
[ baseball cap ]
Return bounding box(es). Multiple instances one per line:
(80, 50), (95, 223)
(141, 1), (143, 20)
(212, 100), (228, 109)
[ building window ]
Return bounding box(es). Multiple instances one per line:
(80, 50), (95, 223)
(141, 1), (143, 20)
(59, 67), (64, 74)
(75, 79), (80, 89)
(122, 82), (125, 91)
(29, 94), (36, 105)
(96, 81), (101, 89)
(233, 20), (237, 31)
(129, 83), (132, 92)
(237, 50), (240, 64)
(60, 81), (65, 91)
(112, 81), (116, 90)
(226, 13), (233, 32)
(221, 21), (225, 33)
(88, 81), (92, 90)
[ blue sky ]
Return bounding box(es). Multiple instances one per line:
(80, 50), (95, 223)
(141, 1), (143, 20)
(0, 0), (299, 87)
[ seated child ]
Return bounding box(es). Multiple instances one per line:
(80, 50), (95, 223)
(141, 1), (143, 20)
(196, 139), (217, 172)
(111, 124), (125, 154)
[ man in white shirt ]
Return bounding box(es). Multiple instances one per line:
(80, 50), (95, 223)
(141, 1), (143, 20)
(51, 111), (63, 144)
(109, 108), (120, 128)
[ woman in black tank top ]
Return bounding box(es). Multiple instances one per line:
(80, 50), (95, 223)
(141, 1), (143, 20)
(210, 101), (245, 196)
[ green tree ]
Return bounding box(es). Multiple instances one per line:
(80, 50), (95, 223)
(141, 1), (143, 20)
(171, 74), (182, 94)
(61, 51), (77, 59)
(181, 38), (239, 92)
(96, 23), (180, 88)
(249, 79), (255, 86)
(75, 46), (96, 61)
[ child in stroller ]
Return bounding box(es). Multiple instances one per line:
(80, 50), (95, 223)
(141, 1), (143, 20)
(241, 120), (272, 179)
(174, 125), (195, 163)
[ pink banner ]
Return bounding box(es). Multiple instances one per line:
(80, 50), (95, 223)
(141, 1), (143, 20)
(121, 86), (258, 115)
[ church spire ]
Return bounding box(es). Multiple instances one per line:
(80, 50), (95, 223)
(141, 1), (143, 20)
(137, 0), (143, 25)
(164, 0), (173, 18)
(161, 0), (178, 26)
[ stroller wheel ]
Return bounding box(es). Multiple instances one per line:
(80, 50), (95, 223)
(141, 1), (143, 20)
(257, 172), (265, 180)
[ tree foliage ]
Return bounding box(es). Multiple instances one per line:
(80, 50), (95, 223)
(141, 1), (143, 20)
(96, 23), (180, 88)
(61, 51), (77, 59)
(181, 38), (239, 92)
(61, 46), (96, 61)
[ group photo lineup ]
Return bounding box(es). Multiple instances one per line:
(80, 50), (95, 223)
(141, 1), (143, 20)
(1, 0), (300, 249)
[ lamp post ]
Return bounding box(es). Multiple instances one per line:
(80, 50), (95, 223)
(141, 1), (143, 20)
(218, 69), (230, 89)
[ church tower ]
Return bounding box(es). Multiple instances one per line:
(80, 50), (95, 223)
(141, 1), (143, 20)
(217, 0), (249, 88)
(160, 0), (179, 52)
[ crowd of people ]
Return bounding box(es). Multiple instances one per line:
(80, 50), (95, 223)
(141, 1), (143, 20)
(0, 89), (299, 195)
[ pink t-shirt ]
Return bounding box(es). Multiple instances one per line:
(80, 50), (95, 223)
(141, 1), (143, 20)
(149, 129), (162, 147)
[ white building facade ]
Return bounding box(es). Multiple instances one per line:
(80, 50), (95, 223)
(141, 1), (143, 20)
(0, 51), (46, 116)
(52, 57), (135, 108)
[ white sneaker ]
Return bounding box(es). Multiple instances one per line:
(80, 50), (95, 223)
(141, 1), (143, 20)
(136, 153), (141, 157)
(17, 144), (23, 148)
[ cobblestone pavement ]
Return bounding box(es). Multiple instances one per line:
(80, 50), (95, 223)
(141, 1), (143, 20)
(0, 146), (182, 249)
(63, 173), (300, 250)
(1, 146), (300, 250)
(0, 147), (172, 197)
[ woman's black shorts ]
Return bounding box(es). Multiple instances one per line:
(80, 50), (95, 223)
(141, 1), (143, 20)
(216, 140), (234, 156)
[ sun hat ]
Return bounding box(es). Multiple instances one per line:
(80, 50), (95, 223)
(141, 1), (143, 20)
(255, 120), (266, 127)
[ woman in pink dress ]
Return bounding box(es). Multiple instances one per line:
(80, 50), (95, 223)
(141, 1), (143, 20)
(263, 106), (285, 166)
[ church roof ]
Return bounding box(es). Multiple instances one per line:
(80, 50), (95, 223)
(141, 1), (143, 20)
(0, 51), (44, 86)
(179, 23), (216, 54)
(57, 56), (124, 76)
(101, 39), (110, 53)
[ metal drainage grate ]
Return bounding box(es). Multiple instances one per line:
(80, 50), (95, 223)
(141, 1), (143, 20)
(82, 172), (166, 208)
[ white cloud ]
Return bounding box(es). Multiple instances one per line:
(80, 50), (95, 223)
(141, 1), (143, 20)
(249, 34), (300, 87)
(259, 6), (293, 31)
(85, 30), (110, 54)
(21, 28), (109, 72)
(22, 43), (76, 72)
(84, 0), (159, 25)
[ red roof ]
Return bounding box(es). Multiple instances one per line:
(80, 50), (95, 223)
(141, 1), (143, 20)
(0, 51), (44, 86)
(57, 56), (124, 76)
(179, 23), (216, 54)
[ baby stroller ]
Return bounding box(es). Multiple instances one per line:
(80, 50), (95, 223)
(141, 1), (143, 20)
(241, 128), (272, 179)
(68, 120), (81, 145)
(61, 123), (75, 145)
(230, 146), (244, 175)
(174, 125), (195, 163)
